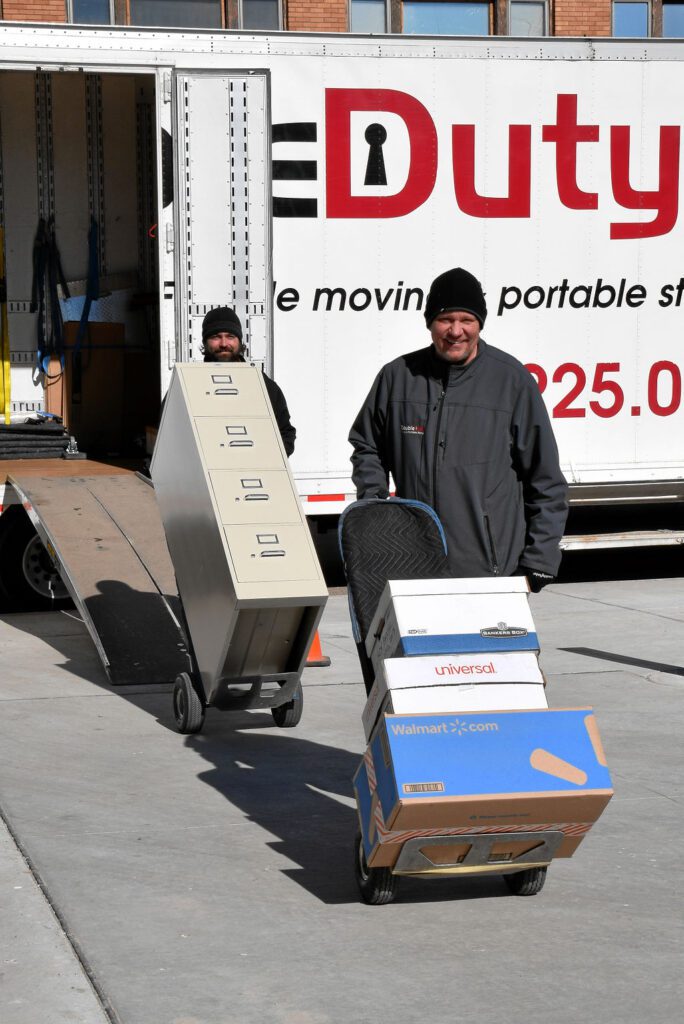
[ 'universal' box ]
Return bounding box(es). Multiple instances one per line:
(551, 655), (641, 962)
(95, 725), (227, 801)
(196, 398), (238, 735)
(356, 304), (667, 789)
(353, 708), (613, 868)
(362, 652), (546, 740)
(365, 578), (538, 675)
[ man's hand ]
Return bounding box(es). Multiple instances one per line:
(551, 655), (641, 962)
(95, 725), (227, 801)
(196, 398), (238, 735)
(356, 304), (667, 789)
(517, 566), (556, 593)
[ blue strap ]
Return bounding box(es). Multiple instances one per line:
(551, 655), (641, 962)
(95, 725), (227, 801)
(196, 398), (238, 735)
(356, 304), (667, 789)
(74, 218), (99, 355)
(32, 219), (48, 373)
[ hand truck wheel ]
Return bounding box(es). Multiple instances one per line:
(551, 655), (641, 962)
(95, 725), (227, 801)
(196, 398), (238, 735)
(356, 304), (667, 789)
(354, 830), (398, 905)
(173, 672), (205, 734)
(271, 680), (303, 728)
(504, 866), (548, 896)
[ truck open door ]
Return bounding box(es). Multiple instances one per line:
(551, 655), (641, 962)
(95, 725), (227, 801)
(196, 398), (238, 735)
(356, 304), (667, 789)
(157, 69), (272, 391)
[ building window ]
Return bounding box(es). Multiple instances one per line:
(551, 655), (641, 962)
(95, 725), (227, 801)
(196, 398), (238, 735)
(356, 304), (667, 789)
(69, 0), (114, 23)
(613, 2), (650, 37)
(509, 1), (546, 36)
(128, 0), (223, 28)
(403, 1), (490, 35)
(350, 0), (389, 33)
(240, 0), (282, 30)
(663, 1), (684, 35)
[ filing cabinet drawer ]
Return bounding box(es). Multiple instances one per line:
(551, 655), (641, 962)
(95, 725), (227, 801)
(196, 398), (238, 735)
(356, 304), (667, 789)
(224, 525), (320, 583)
(210, 470), (301, 525)
(182, 365), (270, 417)
(195, 417), (283, 470)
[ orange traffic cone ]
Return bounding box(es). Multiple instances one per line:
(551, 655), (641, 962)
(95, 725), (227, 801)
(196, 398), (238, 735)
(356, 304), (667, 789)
(306, 630), (331, 667)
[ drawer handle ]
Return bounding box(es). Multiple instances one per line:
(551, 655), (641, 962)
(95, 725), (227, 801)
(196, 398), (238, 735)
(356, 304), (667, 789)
(214, 388), (239, 396)
(260, 550), (285, 558)
(245, 494), (269, 501)
(229, 440), (254, 448)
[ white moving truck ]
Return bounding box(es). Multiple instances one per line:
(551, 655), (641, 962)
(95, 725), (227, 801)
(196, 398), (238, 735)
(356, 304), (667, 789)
(1, 24), (684, 569)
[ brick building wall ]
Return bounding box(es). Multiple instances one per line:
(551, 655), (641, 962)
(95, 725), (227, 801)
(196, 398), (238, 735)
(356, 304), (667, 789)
(554, 0), (612, 37)
(0, 0), (663, 39)
(285, 0), (348, 33)
(2, 0), (66, 20)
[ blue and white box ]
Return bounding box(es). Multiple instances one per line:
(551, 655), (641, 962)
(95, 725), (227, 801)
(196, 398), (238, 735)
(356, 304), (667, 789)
(365, 577), (538, 674)
(353, 708), (613, 868)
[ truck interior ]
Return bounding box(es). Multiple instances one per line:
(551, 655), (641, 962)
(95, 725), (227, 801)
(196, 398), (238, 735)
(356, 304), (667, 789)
(0, 67), (162, 459)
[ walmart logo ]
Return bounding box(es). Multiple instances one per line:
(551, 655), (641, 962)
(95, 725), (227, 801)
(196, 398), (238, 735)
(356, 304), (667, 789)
(450, 718), (499, 735)
(390, 719), (499, 736)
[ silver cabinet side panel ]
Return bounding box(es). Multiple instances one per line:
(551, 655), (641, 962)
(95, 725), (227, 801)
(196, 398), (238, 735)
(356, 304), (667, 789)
(151, 369), (239, 689)
(151, 362), (326, 700)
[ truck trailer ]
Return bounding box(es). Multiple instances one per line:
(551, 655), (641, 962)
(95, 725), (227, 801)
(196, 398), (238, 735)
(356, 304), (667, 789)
(1, 22), (684, 620)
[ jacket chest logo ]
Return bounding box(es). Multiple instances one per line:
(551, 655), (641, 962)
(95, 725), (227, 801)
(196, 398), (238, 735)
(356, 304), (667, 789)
(400, 424), (425, 436)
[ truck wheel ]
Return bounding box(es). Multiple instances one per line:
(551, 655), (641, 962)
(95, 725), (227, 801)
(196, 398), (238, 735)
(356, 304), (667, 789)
(173, 672), (205, 734)
(504, 866), (548, 896)
(354, 830), (398, 905)
(271, 680), (303, 728)
(0, 506), (72, 611)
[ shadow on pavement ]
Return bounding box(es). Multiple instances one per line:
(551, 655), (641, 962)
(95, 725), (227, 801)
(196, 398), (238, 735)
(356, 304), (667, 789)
(1, 579), (188, 688)
(0, 609), (112, 686)
(173, 711), (509, 907)
(2, 591), (528, 907)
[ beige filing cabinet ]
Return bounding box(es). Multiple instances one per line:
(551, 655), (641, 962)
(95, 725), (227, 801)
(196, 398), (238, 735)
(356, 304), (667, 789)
(151, 363), (328, 709)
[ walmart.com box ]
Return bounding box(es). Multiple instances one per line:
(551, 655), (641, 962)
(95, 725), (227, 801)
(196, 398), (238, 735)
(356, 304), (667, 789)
(365, 578), (537, 675)
(353, 709), (613, 868)
(362, 652), (547, 741)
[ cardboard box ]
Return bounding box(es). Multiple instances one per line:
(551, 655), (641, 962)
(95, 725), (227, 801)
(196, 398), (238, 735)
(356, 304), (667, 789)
(362, 651), (545, 740)
(365, 578), (538, 673)
(363, 683), (548, 742)
(63, 322), (125, 451)
(353, 708), (613, 868)
(57, 325), (159, 454)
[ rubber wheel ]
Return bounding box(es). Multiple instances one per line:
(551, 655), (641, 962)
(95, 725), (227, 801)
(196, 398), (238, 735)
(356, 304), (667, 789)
(271, 680), (303, 728)
(354, 830), (398, 905)
(504, 866), (548, 896)
(0, 506), (72, 612)
(173, 672), (205, 734)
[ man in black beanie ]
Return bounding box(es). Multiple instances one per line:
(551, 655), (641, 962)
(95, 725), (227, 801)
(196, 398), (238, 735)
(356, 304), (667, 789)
(349, 268), (568, 590)
(201, 306), (296, 456)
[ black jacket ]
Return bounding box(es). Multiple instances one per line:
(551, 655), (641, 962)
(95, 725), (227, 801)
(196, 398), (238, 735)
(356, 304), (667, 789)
(262, 374), (296, 457)
(349, 341), (568, 577)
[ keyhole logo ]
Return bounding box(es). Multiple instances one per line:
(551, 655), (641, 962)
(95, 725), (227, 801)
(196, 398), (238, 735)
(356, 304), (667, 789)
(271, 102), (416, 218)
(364, 123), (388, 186)
(349, 110), (413, 200)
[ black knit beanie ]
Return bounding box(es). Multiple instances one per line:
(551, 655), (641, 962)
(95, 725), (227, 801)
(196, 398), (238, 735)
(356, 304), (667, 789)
(424, 268), (487, 327)
(202, 306), (243, 341)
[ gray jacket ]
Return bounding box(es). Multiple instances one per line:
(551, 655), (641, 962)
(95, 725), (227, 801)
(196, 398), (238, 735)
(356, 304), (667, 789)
(349, 341), (568, 577)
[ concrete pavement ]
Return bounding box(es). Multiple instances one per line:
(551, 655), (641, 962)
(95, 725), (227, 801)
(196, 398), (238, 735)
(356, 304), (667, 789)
(1, 580), (683, 1024)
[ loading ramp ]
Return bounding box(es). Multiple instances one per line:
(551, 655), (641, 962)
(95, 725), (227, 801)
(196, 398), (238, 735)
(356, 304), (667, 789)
(2, 462), (191, 686)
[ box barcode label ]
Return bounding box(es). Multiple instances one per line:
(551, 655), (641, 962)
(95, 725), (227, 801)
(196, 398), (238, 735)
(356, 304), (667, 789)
(403, 782), (445, 794)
